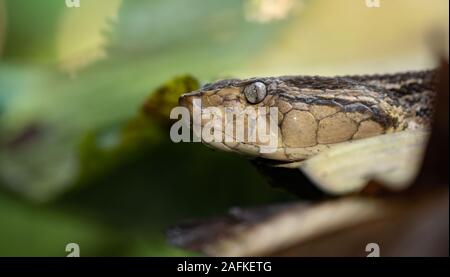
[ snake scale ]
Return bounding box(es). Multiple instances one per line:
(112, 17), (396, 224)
(179, 69), (437, 164)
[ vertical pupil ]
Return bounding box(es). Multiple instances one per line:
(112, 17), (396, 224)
(245, 83), (265, 103)
(252, 86), (258, 99)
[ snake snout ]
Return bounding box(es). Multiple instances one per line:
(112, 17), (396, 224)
(179, 90), (203, 108)
(178, 93), (193, 108)
(179, 92), (203, 116)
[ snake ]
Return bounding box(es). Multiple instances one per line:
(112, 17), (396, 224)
(178, 69), (437, 165)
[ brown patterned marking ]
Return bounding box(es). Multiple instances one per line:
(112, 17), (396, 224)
(282, 110), (317, 148)
(207, 94), (223, 106)
(277, 100), (293, 114)
(353, 120), (385, 140)
(292, 102), (309, 110)
(310, 105), (340, 120)
(346, 112), (372, 123)
(318, 113), (358, 144)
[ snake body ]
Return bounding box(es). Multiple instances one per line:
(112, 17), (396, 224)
(179, 69), (437, 162)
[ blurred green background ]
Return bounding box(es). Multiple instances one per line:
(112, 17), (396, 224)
(0, 0), (447, 256)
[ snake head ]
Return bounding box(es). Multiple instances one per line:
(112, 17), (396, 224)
(178, 78), (285, 159)
(179, 76), (408, 162)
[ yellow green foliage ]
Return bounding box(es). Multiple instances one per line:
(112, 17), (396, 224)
(76, 75), (200, 184)
(141, 75), (200, 125)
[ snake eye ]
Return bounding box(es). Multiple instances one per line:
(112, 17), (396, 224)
(244, 82), (267, 104)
